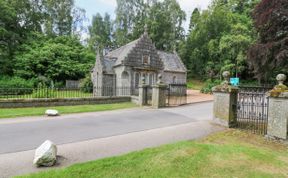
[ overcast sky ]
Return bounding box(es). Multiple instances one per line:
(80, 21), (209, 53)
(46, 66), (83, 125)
(75, 0), (212, 33)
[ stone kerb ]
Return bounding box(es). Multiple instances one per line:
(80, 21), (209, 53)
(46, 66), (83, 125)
(212, 71), (238, 127)
(267, 74), (288, 140)
(152, 74), (167, 109)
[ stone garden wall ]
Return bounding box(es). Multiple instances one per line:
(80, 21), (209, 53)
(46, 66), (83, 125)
(0, 97), (131, 108)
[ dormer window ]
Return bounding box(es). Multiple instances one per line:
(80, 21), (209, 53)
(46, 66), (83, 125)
(142, 55), (150, 65)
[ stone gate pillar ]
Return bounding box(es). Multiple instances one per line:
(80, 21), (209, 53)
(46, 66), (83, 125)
(212, 71), (238, 128)
(267, 74), (288, 140)
(139, 76), (149, 106)
(152, 74), (167, 109)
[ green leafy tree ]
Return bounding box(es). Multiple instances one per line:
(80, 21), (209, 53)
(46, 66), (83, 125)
(181, 0), (259, 80)
(14, 34), (95, 82)
(114, 0), (185, 51)
(88, 13), (112, 52)
(42, 0), (74, 36)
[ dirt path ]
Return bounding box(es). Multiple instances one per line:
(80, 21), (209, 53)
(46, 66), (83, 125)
(187, 90), (213, 103)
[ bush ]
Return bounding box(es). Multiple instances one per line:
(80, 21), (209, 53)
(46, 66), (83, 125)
(80, 75), (93, 93)
(0, 76), (35, 95)
(0, 76), (35, 88)
(201, 79), (221, 94)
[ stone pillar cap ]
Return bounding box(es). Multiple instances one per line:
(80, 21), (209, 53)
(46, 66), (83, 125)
(268, 74), (288, 97)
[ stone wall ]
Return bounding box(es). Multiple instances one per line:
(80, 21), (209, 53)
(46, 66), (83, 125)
(131, 96), (139, 105)
(0, 97), (131, 108)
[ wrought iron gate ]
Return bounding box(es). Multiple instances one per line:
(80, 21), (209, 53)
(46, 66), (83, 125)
(236, 86), (272, 135)
(166, 84), (187, 106)
(144, 86), (152, 105)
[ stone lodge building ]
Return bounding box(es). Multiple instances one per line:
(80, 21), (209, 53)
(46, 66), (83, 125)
(91, 29), (187, 96)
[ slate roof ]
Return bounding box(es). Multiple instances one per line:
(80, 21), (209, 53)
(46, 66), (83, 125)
(102, 58), (117, 74)
(157, 51), (187, 73)
(101, 35), (186, 74)
(105, 39), (140, 66)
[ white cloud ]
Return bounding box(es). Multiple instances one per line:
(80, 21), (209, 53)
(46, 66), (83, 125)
(98, 0), (117, 8)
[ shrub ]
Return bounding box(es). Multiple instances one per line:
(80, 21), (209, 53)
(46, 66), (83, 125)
(201, 79), (221, 94)
(0, 76), (35, 95)
(80, 75), (93, 93)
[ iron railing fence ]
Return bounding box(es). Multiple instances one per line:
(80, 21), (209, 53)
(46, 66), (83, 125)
(0, 86), (134, 100)
(236, 86), (273, 135)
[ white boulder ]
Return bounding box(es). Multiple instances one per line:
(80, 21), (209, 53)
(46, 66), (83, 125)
(33, 140), (57, 167)
(45, 109), (59, 116)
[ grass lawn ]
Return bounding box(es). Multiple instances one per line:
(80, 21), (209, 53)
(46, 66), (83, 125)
(187, 79), (205, 90)
(0, 102), (136, 119)
(18, 130), (288, 178)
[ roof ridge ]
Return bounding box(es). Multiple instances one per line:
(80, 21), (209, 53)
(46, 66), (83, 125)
(106, 38), (140, 56)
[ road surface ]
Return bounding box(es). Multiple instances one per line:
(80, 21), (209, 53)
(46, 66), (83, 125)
(0, 101), (224, 177)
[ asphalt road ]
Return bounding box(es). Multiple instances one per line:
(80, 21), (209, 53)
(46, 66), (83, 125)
(0, 102), (213, 154)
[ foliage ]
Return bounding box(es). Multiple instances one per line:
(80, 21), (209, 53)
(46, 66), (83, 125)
(80, 75), (93, 93)
(0, 76), (35, 95)
(0, 0), (42, 75)
(0, 76), (34, 88)
(14, 33), (95, 83)
(114, 0), (186, 51)
(180, 0), (259, 80)
(200, 79), (221, 94)
(18, 130), (288, 178)
(0, 0), (88, 78)
(88, 13), (113, 52)
(248, 0), (288, 83)
(187, 79), (205, 90)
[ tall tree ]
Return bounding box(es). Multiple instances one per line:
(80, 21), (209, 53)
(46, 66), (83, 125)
(43, 0), (74, 36)
(0, 0), (45, 75)
(189, 8), (200, 32)
(114, 0), (146, 46)
(248, 0), (288, 83)
(14, 34), (95, 82)
(147, 0), (186, 51)
(88, 13), (112, 52)
(181, 0), (259, 79)
(114, 0), (185, 51)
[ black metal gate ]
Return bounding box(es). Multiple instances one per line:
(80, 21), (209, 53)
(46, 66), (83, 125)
(144, 86), (152, 105)
(236, 86), (272, 135)
(166, 84), (187, 106)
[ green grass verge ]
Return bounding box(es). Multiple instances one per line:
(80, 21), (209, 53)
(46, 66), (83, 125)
(187, 79), (205, 90)
(18, 130), (288, 178)
(0, 102), (136, 119)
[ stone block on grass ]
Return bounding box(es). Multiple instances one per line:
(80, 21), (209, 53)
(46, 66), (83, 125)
(45, 109), (59, 116)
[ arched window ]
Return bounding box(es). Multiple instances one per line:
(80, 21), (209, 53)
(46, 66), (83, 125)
(149, 73), (153, 85)
(121, 71), (130, 87)
(135, 72), (140, 88)
(96, 72), (99, 86)
(122, 71), (129, 79)
(173, 76), (177, 84)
